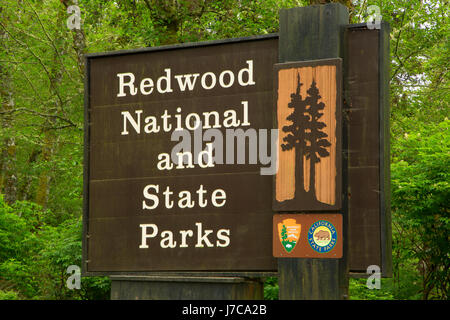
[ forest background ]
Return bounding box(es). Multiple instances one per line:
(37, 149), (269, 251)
(0, 0), (448, 300)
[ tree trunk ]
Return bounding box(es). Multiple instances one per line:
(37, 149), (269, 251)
(35, 3), (66, 208)
(35, 132), (55, 208)
(18, 149), (41, 201)
(0, 5), (17, 204)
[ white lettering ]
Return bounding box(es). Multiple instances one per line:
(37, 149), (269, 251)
(139, 224), (158, 248)
(121, 110), (142, 135)
(142, 184), (159, 210)
(117, 72), (138, 97)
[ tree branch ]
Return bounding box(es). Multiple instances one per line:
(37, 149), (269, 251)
(0, 107), (79, 130)
(24, 0), (77, 85)
(0, 21), (65, 109)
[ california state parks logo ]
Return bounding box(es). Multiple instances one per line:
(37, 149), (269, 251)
(277, 218), (301, 253)
(308, 220), (337, 253)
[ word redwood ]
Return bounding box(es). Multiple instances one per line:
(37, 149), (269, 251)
(117, 60), (255, 97)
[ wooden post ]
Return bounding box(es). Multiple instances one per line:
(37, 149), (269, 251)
(344, 23), (392, 276)
(277, 3), (349, 300)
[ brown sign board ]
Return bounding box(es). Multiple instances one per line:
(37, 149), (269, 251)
(273, 214), (343, 258)
(83, 35), (279, 274)
(344, 24), (392, 276)
(273, 59), (342, 212)
(83, 28), (391, 277)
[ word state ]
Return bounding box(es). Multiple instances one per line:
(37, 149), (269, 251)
(142, 184), (226, 211)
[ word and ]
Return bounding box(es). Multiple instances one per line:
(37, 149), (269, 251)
(169, 127), (279, 175)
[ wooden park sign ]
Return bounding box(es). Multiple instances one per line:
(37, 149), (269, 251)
(83, 4), (391, 299)
(83, 36), (280, 274)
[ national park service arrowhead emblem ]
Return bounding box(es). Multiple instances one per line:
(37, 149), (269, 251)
(277, 218), (301, 253)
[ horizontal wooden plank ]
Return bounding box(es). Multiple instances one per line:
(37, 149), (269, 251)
(89, 39), (278, 107)
(89, 173), (272, 218)
(87, 211), (276, 272)
(89, 92), (273, 143)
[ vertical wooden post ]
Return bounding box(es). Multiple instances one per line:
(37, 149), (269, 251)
(344, 23), (392, 276)
(277, 3), (349, 300)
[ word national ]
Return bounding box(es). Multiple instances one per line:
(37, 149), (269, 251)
(120, 101), (250, 135)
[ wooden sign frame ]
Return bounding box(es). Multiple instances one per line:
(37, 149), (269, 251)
(82, 6), (391, 296)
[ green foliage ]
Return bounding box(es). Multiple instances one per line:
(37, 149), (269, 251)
(0, 198), (34, 263)
(263, 277), (279, 300)
(391, 120), (449, 299)
(349, 278), (395, 300)
(389, 258), (423, 300)
(0, 196), (110, 299)
(0, 289), (20, 300)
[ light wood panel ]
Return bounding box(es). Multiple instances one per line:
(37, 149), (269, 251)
(274, 59), (341, 211)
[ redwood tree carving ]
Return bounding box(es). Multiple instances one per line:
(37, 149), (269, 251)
(281, 74), (331, 203)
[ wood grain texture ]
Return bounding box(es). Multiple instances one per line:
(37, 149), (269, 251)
(344, 23), (392, 276)
(110, 276), (264, 300)
(273, 59), (342, 212)
(276, 64), (337, 206)
(276, 3), (349, 301)
(84, 37), (279, 275)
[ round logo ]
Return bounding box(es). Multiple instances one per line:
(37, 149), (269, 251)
(308, 220), (337, 253)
